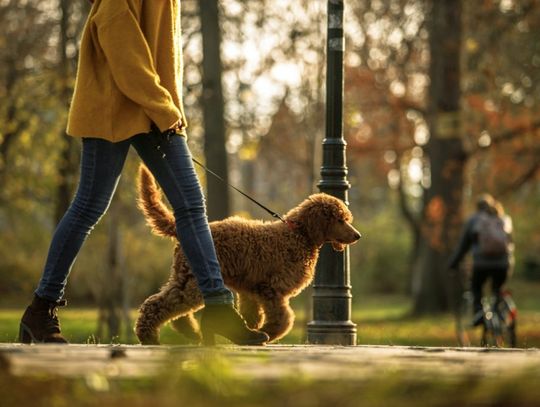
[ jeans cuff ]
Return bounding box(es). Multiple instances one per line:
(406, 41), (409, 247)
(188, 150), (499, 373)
(203, 289), (234, 305)
(34, 289), (61, 303)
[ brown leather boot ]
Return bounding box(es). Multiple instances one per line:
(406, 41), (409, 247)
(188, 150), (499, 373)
(19, 295), (68, 344)
(200, 303), (269, 346)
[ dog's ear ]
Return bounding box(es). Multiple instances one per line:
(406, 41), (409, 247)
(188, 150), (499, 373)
(303, 202), (331, 246)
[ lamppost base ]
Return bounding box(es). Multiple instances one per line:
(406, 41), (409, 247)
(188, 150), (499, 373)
(307, 321), (357, 345)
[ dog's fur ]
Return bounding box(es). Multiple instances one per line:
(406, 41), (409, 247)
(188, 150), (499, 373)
(135, 166), (360, 344)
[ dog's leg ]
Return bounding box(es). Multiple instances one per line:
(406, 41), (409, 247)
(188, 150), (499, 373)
(259, 297), (295, 342)
(135, 276), (203, 345)
(237, 293), (264, 330)
(135, 290), (177, 345)
(170, 313), (202, 343)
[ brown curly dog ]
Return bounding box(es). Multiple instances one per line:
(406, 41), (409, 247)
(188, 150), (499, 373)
(135, 166), (361, 345)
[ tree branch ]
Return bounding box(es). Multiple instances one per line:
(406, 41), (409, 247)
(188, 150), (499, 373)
(469, 118), (540, 154)
(491, 118), (540, 146)
(498, 158), (540, 196)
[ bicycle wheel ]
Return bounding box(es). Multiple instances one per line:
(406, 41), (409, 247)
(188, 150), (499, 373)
(481, 307), (500, 347)
(498, 292), (518, 347)
(482, 293), (518, 348)
(507, 320), (517, 348)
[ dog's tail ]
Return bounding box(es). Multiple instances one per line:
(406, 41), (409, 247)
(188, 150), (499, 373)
(137, 165), (177, 238)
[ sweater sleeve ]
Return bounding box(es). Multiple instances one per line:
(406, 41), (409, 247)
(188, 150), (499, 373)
(95, 9), (182, 131)
(447, 217), (475, 270)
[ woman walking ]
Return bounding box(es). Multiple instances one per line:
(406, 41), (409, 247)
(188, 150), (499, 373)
(19, 0), (268, 346)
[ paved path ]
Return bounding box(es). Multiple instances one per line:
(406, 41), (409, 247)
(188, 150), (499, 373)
(1, 344), (539, 381)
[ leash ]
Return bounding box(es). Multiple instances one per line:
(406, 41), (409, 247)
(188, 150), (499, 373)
(191, 157), (291, 225)
(152, 126), (294, 227)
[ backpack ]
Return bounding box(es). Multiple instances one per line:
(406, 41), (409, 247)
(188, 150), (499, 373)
(475, 213), (509, 257)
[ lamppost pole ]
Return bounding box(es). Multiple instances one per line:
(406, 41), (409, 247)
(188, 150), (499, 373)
(307, 0), (356, 345)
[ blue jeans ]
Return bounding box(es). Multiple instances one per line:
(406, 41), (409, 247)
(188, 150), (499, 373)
(35, 132), (233, 305)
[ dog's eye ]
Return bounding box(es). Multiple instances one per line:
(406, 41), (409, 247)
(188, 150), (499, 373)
(338, 219), (345, 224)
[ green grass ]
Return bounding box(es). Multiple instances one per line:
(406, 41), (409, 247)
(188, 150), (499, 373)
(2, 278), (540, 347)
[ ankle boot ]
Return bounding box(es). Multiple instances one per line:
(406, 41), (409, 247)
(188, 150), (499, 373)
(201, 303), (269, 346)
(19, 295), (68, 344)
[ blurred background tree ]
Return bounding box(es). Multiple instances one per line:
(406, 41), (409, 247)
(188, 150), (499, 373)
(0, 0), (539, 341)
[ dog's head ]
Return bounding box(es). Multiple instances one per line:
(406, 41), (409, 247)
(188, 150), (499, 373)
(285, 193), (361, 251)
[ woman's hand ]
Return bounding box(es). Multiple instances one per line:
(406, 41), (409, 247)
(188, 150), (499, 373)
(168, 121), (184, 134)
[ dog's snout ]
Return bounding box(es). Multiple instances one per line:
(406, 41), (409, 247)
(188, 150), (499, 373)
(354, 231), (361, 240)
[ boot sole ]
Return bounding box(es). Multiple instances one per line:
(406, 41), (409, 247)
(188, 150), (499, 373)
(18, 322), (69, 344)
(202, 329), (268, 346)
(19, 323), (37, 344)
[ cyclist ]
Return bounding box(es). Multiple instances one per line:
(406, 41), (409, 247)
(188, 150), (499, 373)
(448, 194), (513, 327)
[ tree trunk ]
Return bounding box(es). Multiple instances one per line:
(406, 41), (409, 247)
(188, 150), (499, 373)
(97, 198), (124, 341)
(54, 0), (79, 224)
(199, 0), (230, 221)
(396, 148), (421, 296)
(0, 66), (18, 193)
(55, 139), (79, 223)
(412, 0), (467, 314)
(106, 199), (122, 340)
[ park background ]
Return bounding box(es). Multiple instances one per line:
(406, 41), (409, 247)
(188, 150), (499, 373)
(0, 0), (540, 348)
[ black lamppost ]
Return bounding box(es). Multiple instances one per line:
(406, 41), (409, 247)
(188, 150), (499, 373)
(307, 0), (356, 345)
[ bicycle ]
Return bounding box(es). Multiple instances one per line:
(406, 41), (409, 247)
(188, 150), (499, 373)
(456, 290), (517, 348)
(453, 270), (518, 348)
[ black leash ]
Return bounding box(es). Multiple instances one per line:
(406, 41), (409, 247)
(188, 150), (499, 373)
(152, 126), (287, 224)
(191, 157), (287, 223)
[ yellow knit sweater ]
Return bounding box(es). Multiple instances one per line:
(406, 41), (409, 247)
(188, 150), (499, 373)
(67, 0), (187, 142)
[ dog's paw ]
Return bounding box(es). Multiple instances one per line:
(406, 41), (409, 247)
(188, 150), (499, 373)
(139, 338), (160, 346)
